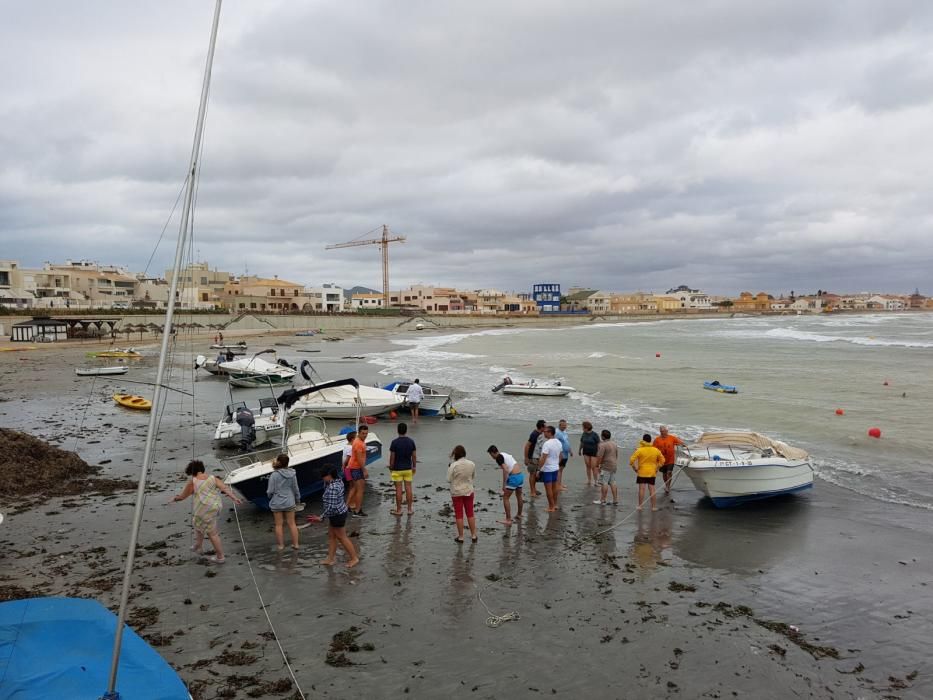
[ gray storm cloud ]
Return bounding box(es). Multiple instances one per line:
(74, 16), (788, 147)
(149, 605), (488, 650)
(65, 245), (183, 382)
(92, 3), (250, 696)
(1, 1), (932, 294)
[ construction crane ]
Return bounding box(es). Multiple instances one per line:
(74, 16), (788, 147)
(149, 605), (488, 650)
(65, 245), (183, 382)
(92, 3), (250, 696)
(326, 225), (406, 310)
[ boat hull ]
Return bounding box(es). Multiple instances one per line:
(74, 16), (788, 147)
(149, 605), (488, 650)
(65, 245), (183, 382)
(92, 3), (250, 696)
(383, 382), (450, 416)
(213, 422), (284, 449)
(289, 384), (404, 418)
(228, 374), (293, 388)
(114, 394), (152, 411)
(75, 367), (128, 376)
(502, 386), (573, 396)
(224, 434), (382, 509)
(704, 382), (737, 394)
(683, 460), (814, 507)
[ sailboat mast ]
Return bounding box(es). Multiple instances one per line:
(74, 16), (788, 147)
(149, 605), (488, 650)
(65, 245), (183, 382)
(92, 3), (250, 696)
(105, 1), (223, 696)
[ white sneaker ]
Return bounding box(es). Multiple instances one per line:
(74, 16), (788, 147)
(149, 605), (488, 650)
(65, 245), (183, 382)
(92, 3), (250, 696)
(592, 500), (605, 505)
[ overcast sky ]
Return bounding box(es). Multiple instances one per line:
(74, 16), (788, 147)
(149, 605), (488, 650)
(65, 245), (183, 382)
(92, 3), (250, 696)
(2, 1), (932, 296)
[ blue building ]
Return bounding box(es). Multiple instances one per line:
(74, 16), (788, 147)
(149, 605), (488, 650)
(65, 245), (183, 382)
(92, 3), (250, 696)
(533, 283), (561, 313)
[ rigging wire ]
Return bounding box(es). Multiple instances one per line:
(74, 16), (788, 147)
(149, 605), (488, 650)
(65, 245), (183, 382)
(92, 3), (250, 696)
(143, 176), (190, 279)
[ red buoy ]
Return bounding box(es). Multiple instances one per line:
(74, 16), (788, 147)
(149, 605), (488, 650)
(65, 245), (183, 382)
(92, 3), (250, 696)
(363, 415), (378, 425)
(868, 427), (882, 439)
(389, 411), (398, 420)
(835, 409), (845, 416)
(655, 352), (661, 358)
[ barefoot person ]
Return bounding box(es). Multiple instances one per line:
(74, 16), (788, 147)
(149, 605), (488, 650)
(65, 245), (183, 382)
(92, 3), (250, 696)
(267, 454), (301, 550)
(447, 445), (478, 543)
(653, 425), (684, 495)
(405, 379), (425, 423)
(389, 422), (417, 515)
(172, 459), (241, 564)
(629, 434), (665, 512)
(488, 445), (523, 525)
(347, 424), (370, 517)
(538, 426), (563, 512)
(579, 421), (601, 487)
(593, 429), (620, 506)
(555, 419), (572, 492)
(320, 467), (359, 568)
(524, 419), (546, 496)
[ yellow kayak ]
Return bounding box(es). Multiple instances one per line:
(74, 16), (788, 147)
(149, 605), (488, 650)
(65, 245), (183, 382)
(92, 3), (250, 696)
(113, 393), (152, 411)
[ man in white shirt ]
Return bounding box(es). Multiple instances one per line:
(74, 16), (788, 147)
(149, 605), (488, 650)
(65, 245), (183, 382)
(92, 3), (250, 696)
(538, 425), (563, 513)
(405, 379), (425, 423)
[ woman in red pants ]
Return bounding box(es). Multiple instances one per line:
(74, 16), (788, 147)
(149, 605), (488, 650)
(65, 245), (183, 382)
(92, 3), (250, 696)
(447, 445), (477, 543)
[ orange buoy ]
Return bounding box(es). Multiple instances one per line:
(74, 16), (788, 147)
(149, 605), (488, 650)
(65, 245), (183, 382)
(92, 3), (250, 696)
(363, 415), (377, 425)
(867, 427), (882, 439)
(655, 352), (661, 358)
(835, 409), (845, 416)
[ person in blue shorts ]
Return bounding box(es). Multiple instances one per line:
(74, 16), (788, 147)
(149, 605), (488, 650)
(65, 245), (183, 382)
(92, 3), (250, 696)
(488, 445), (523, 525)
(538, 426), (563, 512)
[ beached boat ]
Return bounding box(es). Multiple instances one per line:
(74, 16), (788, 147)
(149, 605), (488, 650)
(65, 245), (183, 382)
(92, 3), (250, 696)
(704, 380), (738, 394)
(3, 5), (222, 697)
(213, 396), (284, 449)
(92, 348), (142, 359)
(283, 361), (404, 418)
(294, 330), (316, 336)
(210, 341), (246, 350)
(113, 393), (152, 411)
(228, 374), (293, 389)
(75, 366), (129, 376)
(223, 379), (382, 508)
(219, 350), (296, 386)
(383, 381), (451, 416)
(676, 431), (814, 507)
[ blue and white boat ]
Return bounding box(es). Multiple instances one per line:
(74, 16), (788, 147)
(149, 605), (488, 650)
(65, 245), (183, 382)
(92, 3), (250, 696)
(383, 381), (451, 416)
(0, 597), (191, 699)
(223, 379), (382, 509)
(704, 380), (738, 394)
(677, 431), (814, 507)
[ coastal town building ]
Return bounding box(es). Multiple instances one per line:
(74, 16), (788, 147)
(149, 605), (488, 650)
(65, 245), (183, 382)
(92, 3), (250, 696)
(732, 292), (772, 312)
(665, 285), (713, 310)
(563, 289), (597, 312)
(610, 293), (657, 313)
(0, 260), (31, 308)
(652, 295), (682, 312)
(533, 283), (561, 313)
(351, 293), (384, 309)
(303, 284), (345, 313)
(165, 262), (232, 310)
(221, 275), (307, 312)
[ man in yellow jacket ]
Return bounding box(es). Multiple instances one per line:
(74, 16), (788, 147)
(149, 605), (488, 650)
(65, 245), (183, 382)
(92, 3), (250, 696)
(629, 434), (665, 511)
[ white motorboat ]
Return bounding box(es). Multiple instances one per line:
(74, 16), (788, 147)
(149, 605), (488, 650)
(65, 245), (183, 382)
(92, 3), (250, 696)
(220, 349), (296, 385)
(210, 341), (246, 350)
(285, 382), (403, 418)
(494, 377), (574, 396)
(75, 366), (129, 376)
(383, 381), (451, 416)
(223, 379), (383, 509)
(676, 431), (814, 507)
(213, 396), (284, 449)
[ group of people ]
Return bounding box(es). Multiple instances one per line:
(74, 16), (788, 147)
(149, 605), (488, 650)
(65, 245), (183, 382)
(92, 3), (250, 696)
(170, 416), (684, 568)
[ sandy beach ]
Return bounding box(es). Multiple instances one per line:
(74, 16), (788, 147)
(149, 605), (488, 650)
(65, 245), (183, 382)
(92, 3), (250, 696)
(1, 327), (929, 699)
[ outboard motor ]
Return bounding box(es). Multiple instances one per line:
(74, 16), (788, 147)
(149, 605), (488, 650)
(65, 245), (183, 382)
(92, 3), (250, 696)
(277, 358), (296, 370)
(491, 376), (513, 393)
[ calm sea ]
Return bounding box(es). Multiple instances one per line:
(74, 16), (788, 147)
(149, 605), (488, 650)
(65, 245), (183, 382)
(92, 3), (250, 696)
(369, 313), (933, 512)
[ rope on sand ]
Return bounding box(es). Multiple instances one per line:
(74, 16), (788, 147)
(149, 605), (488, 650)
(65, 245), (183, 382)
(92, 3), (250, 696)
(231, 504), (306, 700)
(475, 584), (520, 628)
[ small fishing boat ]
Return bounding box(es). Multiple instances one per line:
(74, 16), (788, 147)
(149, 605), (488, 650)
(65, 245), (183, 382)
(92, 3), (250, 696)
(287, 362), (403, 418)
(75, 366), (129, 376)
(213, 397), (284, 449)
(219, 349), (296, 386)
(210, 341), (246, 350)
(224, 379), (382, 508)
(494, 377), (574, 396)
(294, 330), (316, 336)
(92, 348), (142, 359)
(228, 374), (293, 389)
(704, 380), (738, 394)
(676, 431), (814, 507)
(383, 381), (451, 416)
(113, 393), (152, 411)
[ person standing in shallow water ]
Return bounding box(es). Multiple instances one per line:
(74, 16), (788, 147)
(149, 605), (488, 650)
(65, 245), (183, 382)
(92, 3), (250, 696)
(653, 425), (684, 496)
(579, 421), (601, 487)
(320, 467), (359, 568)
(524, 419), (545, 497)
(555, 418), (572, 492)
(405, 379), (424, 423)
(267, 454), (301, 550)
(172, 459), (241, 564)
(347, 424), (370, 517)
(488, 444), (523, 525)
(538, 425), (562, 513)
(593, 429), (620, 506)
(388, 422), (416, 515)
(447, 445), (477, 543)
(629, 434), (665, 512)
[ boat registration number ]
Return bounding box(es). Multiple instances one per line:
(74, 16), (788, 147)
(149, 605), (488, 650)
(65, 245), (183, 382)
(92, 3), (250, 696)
(713, 460), (754, 467)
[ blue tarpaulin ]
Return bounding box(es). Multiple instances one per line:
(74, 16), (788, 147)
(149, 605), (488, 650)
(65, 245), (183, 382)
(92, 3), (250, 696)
(0, 597), (189, 700)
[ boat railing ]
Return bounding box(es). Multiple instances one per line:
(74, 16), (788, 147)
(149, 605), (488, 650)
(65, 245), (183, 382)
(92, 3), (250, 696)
(220, 446), (281, 473)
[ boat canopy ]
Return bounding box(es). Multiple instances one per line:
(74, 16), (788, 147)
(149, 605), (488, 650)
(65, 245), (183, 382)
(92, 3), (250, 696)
(0, 597), (190, 699)
(694, 432), (809, 460)
(277, 378), (360, 410)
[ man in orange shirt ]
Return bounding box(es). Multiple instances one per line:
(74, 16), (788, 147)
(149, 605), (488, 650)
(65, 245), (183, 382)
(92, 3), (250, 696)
(653, 425), (684, 496)
(347, 424), (370, 517)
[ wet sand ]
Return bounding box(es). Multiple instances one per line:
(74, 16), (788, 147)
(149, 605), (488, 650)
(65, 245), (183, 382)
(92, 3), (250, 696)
(0, 333), (930, 699)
